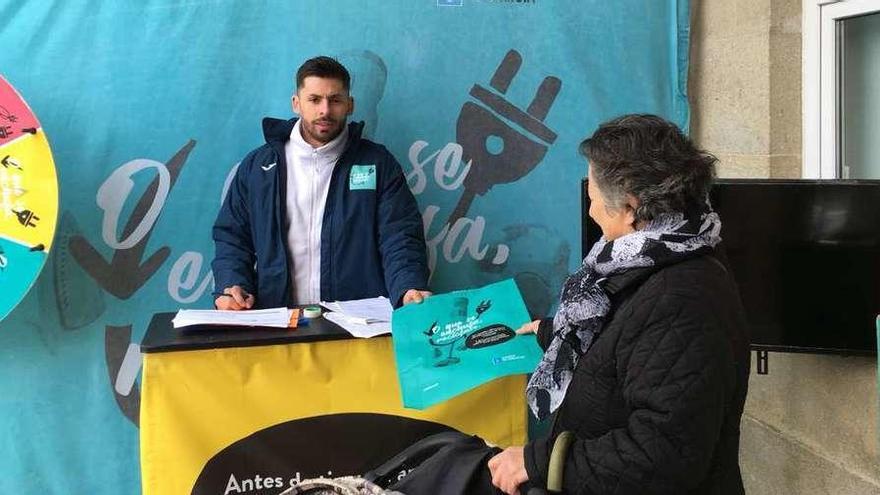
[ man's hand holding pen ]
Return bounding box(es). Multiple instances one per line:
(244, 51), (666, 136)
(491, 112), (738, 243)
(215, 286), (255, 310)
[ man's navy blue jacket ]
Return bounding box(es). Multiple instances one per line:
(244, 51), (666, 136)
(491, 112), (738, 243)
(212, 117), (429, 308)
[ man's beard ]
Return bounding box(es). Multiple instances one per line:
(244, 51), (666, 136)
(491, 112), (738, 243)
(303, 118), (345, 145)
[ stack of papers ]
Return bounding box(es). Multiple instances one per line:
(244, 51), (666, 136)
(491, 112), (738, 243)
(321, 296), (393, 338)
(172, 307), (292, 329)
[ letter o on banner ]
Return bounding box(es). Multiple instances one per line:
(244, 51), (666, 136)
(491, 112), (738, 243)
(97, 159), (170, 250)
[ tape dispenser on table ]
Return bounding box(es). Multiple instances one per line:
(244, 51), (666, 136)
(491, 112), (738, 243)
(303, 305), (322, 319)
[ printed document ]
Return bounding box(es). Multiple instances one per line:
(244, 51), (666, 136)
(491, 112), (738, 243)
(320, 296), (393, 324)
(172, 307), (292, 329)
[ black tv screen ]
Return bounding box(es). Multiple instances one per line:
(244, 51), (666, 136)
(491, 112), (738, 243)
(582, 179), (880, 355)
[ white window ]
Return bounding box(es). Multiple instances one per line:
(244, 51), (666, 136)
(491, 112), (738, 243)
(803, 0), (880, 178)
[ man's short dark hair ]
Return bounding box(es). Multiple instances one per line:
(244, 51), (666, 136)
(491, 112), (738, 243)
(580, 114), (717, 224)
(296, 56), (351, 91)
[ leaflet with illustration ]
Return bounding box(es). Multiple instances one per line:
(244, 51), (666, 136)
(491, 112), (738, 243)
(391, 278), (541, 409)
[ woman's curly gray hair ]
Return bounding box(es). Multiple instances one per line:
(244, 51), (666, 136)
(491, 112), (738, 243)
(580, 114), (717, 224)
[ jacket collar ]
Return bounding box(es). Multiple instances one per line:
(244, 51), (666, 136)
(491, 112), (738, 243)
(601, 266), (660, 298)
(601, 252), (720, 298)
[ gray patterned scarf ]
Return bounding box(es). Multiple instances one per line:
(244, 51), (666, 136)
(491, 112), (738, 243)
(526, 209), (723, 420)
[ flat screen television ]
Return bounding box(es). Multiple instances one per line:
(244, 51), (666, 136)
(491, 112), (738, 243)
(582, 179), (880, 356)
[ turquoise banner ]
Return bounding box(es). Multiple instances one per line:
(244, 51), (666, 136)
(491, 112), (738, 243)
(0, 1), (690, 492)
(392, 278), (540, 409)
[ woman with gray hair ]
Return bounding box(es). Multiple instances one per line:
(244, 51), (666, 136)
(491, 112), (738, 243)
(488, 114), (750, 494)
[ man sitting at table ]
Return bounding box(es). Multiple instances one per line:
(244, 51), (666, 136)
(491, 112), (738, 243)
(212, 56), (430, 310)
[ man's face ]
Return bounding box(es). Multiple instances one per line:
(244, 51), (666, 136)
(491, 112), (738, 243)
(292, 76), (354, 148)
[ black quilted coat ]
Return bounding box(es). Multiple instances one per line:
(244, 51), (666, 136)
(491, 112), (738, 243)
(524, 254), (750, 495)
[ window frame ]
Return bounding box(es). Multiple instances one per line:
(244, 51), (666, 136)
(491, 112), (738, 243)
(803, 0), (880, 178)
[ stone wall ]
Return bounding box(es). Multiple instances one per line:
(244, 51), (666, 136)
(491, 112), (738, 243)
(688, 1), (880, 493)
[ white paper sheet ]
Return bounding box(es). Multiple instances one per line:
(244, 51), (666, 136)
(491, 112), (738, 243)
(324, 311), (391, 338)
(172, 307), (291, 329)
(320, 296), (393, 325)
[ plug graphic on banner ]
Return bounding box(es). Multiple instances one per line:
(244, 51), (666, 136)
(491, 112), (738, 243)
(450, 49), (561, 224)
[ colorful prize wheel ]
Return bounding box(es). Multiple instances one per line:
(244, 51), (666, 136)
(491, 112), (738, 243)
(0, 76), (59, 321)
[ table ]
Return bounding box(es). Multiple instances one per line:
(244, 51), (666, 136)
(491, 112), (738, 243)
(139, 312), (529, 495)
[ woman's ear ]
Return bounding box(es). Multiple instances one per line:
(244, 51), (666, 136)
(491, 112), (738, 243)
(624, 195), (639, 227)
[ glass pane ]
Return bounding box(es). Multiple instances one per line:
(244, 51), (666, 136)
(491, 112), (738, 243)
(841, 12), (880, 179)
